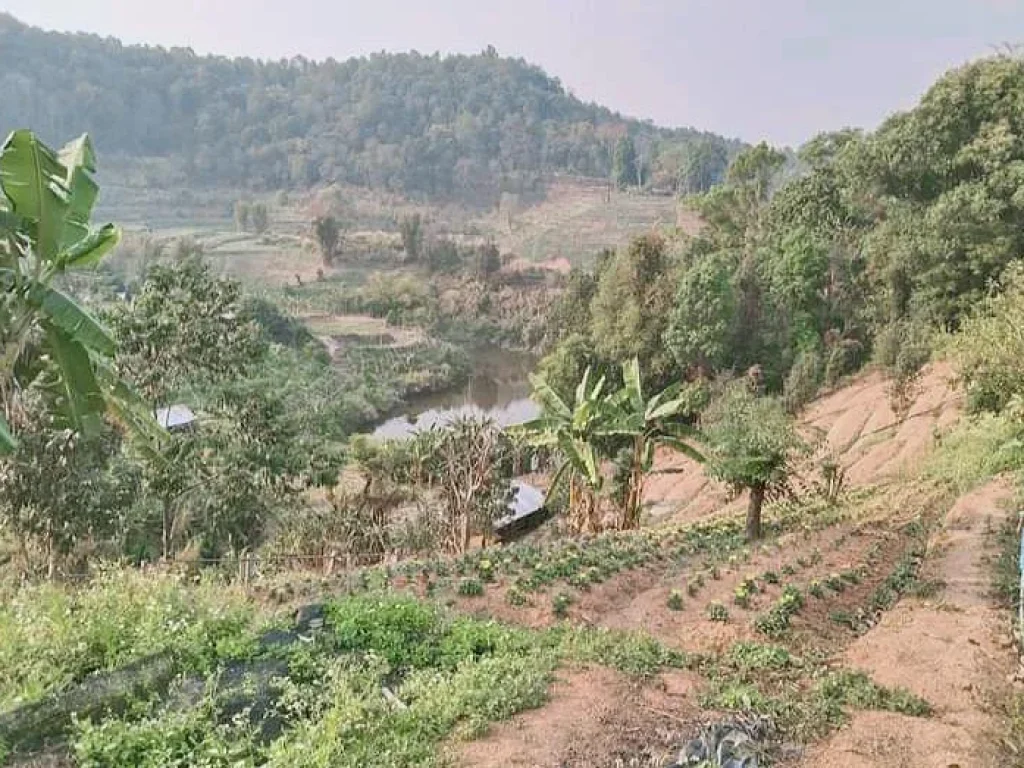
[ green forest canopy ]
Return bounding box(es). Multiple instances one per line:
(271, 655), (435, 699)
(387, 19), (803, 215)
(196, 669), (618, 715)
(0, 13), (741, 201)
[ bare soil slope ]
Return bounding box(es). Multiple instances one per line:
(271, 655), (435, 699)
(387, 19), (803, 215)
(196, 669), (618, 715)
(644, 363), (962, 524)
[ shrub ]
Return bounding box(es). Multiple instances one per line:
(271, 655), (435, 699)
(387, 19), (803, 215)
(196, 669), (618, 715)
(707, 602), (729, 622)
(457, 578), (485, 597)
(783, 347), (823, 413)
(551, 592), (574, 619)
(667, 589), (685, 611)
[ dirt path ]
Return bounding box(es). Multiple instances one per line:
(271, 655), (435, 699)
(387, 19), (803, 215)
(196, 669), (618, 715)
(454, 666), (700, 768)
(797, 477), (1018, 768)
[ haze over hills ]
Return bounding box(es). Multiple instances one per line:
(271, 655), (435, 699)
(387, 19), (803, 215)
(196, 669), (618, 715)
(0, 13), (742, 203)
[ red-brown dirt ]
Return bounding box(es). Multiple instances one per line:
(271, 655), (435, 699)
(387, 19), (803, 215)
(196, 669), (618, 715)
(796, 477), (1018, 768)
(644, 363), (962, 525)
(453, 666), (701, 768)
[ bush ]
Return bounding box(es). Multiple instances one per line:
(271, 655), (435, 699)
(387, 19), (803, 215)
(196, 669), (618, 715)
(667, 589), (685, 611)
(947, 264), (1024, 414)
(783, 347), (823, 413)
(0, 570), (257, 711)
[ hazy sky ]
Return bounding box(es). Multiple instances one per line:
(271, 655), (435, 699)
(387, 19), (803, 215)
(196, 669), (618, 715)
(2, 1), (1018, 146)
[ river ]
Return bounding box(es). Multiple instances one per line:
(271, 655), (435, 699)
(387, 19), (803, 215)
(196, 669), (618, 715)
(372, 346), (541, 440)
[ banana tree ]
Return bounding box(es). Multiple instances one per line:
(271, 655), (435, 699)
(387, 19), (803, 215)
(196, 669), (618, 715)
(517, 367), (615, 533)
(0, 129), (156, 454)
(605, 358), (704, 529)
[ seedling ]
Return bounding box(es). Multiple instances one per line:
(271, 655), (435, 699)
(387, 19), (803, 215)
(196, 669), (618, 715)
(707, 602), (729, 622)
(552, 592), (574, 618)
(667, 589), (685, 611)
(457, 578), (484, 597)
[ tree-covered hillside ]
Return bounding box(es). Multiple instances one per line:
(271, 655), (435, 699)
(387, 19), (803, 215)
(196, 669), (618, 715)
(0, 13), (740, 201)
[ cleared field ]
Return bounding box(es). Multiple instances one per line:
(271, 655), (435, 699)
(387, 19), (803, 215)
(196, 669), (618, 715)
(100, 175), (698, 287)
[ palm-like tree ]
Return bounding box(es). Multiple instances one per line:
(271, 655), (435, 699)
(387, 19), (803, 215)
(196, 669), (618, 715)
(520, 358), (704, 532)
(605, 358), (704, 529)
(518, 367), (613, 533)
(0, 130), (156, 454)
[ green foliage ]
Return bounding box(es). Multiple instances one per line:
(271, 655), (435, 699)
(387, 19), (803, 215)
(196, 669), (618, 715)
(0, 129), (154, 455)
(519, 357), (702, 531)
(0, 390), (130, 575)
(1, 16), (738, 201)
(107, 256), (265, 403)
(589, 236), (676, 386)
(0, 569), (256, 710)
(74, 701), (261, 768)
(666, 589), (684, 611)
(947, 263), (1024, 414)
(666, 248), (737, 374)
(927, 413), (1024, 494)
(702, 382), (804, 539)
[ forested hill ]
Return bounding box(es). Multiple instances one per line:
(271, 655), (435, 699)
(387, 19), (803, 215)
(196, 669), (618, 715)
(0, 13), (740, 201)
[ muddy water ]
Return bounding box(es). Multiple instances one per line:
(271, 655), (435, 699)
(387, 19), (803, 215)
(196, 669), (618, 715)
(372, 346), (540, 440)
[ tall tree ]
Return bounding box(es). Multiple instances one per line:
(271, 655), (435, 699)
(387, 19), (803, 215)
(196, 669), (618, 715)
(612, 136), (639, 190)
(590, 235), (676, 387)
(399, 214), (423, 261)
(313, 215), (341, 266)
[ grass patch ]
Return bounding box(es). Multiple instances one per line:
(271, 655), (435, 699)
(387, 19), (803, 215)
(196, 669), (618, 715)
(927, 413), (1024, 494)
(0, 569), (258, 712)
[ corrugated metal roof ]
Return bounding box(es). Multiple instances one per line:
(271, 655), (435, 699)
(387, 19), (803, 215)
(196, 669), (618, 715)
(155, 404), (197, 430)
(495, 480), (545, 530)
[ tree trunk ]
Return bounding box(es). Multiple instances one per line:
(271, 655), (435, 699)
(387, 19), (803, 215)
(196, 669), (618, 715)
(162, 501), (172, 561)
(746, 483), (766, 541)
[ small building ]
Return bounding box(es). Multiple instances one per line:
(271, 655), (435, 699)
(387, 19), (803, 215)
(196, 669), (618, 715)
(493, 480), (550, 542)
(155, 404), (197, 433)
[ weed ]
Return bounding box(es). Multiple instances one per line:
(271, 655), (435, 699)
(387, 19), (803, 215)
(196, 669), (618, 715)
(839, 569), (861, 585)
(728, 642), (792, 671)
(816, 670), (931, 717)
(829, 610), (857, 630)
(707, 602), (729, 622)
(699, 681), (771, 712)
(505, 587), (529, 607)
(667, 589), (685, 611)
(762, 571), (781, 585)
(808, 581), (825, 599)
(551, 592), (574, 619)
(457, 578), (485, 597)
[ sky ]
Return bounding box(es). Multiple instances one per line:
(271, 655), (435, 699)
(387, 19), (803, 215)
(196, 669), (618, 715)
(1, 0), (1019, 146)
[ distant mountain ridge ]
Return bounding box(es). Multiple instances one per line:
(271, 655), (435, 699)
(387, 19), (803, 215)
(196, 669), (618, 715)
(0, 13), (741, 202)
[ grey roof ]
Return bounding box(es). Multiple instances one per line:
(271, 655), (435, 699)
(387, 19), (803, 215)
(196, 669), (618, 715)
(495, 480), (545, 530)
(155, 404), (197, 430)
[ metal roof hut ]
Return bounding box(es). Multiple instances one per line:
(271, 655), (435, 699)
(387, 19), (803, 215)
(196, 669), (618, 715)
(154, 404), (197, 433)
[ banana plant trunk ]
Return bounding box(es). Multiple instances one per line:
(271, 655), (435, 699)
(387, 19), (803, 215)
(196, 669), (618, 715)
(621, 436), (645, 530)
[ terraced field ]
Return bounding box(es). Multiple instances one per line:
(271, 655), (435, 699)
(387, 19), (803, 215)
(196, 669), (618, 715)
(0, 368), (1017, 767)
